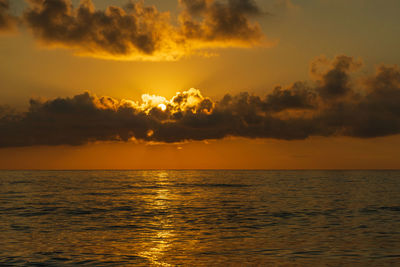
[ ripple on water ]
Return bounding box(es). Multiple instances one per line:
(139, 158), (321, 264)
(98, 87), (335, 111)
(0, 170), (400, 265)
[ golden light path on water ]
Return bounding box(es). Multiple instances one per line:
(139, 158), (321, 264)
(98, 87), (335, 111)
(138, 171), (175, 266)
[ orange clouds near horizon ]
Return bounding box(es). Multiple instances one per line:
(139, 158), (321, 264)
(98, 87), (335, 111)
(1, 54), (400, 148)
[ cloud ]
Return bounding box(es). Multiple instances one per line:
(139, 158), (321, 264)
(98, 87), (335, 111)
(179, 0), (264, 46)
(24, 0), (180, 60)
(311, 55), (363, 99)
(23, 0), (267, 60)
(1, 55), (400, 147)
(264, 82), (317, 112)
(0, 0), (17, 32)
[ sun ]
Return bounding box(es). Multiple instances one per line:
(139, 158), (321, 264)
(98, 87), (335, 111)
(158, 103), (167, 111)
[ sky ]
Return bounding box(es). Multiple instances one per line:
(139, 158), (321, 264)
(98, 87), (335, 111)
(1, 0), (400, 169)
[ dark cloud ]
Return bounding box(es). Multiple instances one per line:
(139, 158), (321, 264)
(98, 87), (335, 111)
(0, 0), (16, 32)
(179, 0), (208, 16)
(23, 0), (266, 60)
(264, 82), (317, 112)
(24, 0), (173, 57)
(179, 0), (263, 43)
(1, 55), (400, 147)
(349, 65), (400, 137)
(311, 55), (362, 99)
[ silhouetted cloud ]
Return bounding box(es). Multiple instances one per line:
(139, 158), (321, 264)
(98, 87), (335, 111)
(179, 0), (263, 44)
(311, 55), (362, 99)
(23, 0), (266, 60)
(24, 0), (177, 59)
(264, 82), (317, 112)
(0, 0), (16, 32)
(1, 55), (400, 147)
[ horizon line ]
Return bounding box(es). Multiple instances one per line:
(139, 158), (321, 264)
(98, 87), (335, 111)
(1, 169), (400, 171)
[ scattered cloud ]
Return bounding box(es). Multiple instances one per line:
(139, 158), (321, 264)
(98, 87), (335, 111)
(179, 0), (264, 46)
(21, 0), (268, 60)
(1, 55), (400, 147)
(310, 55), (363, 99)
(0, 0), (17, 32)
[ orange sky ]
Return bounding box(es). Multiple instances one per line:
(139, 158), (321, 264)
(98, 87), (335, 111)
(0, 136), (399, 170)
(1, 0), (400, 169)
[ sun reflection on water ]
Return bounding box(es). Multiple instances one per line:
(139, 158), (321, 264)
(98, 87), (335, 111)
(138, 171), (175, 266)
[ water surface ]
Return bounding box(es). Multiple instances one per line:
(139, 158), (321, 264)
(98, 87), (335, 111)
(1, 170), (400, 265)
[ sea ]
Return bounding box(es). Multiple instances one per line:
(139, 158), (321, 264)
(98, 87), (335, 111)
(0, 170), (399, 266)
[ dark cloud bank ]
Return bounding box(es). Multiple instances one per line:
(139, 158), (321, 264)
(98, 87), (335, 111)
(1, 55), (400, 147)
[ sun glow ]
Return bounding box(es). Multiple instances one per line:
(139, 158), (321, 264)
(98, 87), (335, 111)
(158, 103), (167, 111)
(134, 88), (212, 114)
(89, 88), (213, 120)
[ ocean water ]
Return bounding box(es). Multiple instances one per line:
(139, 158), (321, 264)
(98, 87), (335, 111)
(0, 170), (400, 266)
